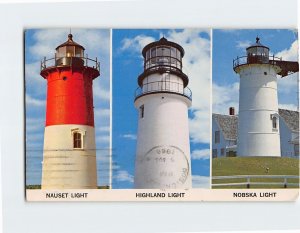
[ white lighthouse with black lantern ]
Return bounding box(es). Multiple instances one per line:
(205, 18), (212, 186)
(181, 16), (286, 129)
(134, 37), (192, 189)
(233, 37), (299, 157)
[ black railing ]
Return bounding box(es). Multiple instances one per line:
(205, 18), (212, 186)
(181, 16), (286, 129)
(233, 55), (282, 71)
(40, 56), (100, 72)
(134, 80), (192, 100)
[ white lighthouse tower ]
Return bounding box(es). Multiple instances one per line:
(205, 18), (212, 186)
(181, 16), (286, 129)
(134, 38), (192, 189)
(233, 37), (298, 157)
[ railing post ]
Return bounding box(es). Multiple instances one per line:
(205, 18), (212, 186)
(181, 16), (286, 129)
(247, 177), (250, 188)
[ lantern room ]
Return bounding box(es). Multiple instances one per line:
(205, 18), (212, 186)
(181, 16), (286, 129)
(246, 37), (270, 64)
(142, 37), (184, 72)
(40, 33), (100, 80)
(138, 37), (189, 88)
(55, 34), (85, 66)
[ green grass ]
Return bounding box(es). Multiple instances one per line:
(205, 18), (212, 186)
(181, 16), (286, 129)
(212, 157), (299, 189)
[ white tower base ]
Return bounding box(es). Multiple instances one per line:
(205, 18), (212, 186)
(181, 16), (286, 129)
(134, 93), (192, 189)
(41, 125), (97, 189)
(237, 64), (281, 157)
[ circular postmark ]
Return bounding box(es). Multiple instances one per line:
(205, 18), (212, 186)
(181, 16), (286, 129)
(136, 145), (190, 189)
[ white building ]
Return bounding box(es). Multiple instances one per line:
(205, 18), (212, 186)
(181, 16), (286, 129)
(212, 108), (299, 158)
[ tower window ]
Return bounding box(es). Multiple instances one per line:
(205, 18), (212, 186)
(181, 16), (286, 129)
(215, 131), (220, 144)
(139, 105), (144, 118)
(73, 132), (83, 149)
(271, 115), (278, 130)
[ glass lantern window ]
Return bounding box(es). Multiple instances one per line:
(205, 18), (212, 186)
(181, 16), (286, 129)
(171, 47), (176, 57)
(162, 47), (170, 56)
(176, 49), (181, 60)
(247, 47), (257, 56)
(157, 47), (163, 56)
(151, 48), (156, 57)
(75, 47), (83, 57)
(56, 47), (66, 58)
(144, 45), (183, 71)
(66, 46), (75, 57)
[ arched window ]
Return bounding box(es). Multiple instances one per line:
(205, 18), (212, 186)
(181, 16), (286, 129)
(272, 115), (278, 129)
(73, 132), (82, 149)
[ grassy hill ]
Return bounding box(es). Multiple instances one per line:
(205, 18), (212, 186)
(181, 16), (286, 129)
(212, 157), (299, 189)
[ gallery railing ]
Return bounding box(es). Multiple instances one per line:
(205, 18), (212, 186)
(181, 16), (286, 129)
(41, 56), (100, 72)
(233, 55), (282, 70)
(134, 80), (192, 100)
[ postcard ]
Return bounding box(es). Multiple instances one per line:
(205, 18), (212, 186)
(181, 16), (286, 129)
(25, 28), (299, 201)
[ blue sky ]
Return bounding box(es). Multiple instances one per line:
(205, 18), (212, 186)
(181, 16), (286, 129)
(213, 29), (299, 114)
(25, 29), (111, 186)
(112, 29), (211, 189)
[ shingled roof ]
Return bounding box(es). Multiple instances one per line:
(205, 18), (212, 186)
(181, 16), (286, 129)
(278, 109), (299, 132)
(213, 109), (299, 140)
(212, 114), (238, 140)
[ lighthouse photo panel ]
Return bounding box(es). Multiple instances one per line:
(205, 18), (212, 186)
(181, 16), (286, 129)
(25, 29), (111, 191)
(112, 29), (211, 190)
(212, 29), (299, 189)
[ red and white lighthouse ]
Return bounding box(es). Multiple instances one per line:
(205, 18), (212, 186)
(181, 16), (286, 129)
(40, 34), (100, 189)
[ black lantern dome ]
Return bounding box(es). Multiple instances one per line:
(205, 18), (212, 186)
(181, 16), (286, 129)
(138, 37), (188, 87)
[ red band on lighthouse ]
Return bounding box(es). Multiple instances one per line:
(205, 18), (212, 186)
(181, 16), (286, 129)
(44, 69), (95, 126)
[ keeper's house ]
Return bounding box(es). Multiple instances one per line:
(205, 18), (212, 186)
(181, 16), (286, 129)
(212, 108), (299, 158)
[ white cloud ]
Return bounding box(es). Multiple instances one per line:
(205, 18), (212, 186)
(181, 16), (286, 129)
(94, 108), (110, 118)
(166, 29), (211, 144)
(192, 175), (210, 188)
(29, 29), (110, 59)
(121, 35), (155, 53)
(97, 126), (110, 132)
(277, 72), (298, 94)
(114, 170), (134, 183)
(236, 40), (251, 50)
(212, 82), (239, 114)
(121, 134), (137, 140)
(276, 40), (298, 61)
(96, 151), (110, 162)
(191, 149), (210, 160)
(96, 135), (110, 144)
(275, 40), (298, 97)
(25, 62), (45, 86)
(26, 133), (44, 142)
(26, 118), (45, 132)
(26, 94), (45, 107)
(93, 82), (110, 102)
